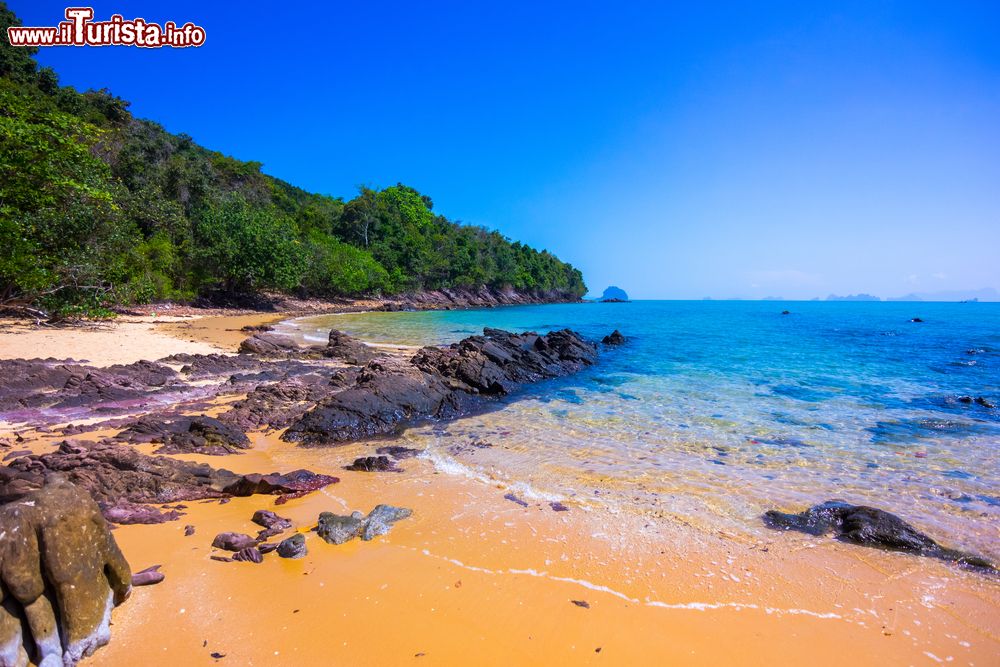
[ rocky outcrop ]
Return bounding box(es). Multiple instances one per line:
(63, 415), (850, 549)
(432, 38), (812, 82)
(376, 287), (582, 312)
(219, 368), (358, 432)
(0, 441), (338, 523)
(0, 476), (132, 666)
(283, 328), (599, 446)
(764, 500), (995, 571)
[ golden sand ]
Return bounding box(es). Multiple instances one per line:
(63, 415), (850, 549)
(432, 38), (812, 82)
(2, 313), (998, 665)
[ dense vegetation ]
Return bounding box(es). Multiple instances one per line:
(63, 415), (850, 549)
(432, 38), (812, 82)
(0, 5), (585, 318)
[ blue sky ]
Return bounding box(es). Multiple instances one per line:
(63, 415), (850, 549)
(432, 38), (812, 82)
(13, 1), (1000, 299)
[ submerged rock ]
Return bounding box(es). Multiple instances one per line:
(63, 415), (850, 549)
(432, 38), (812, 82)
(362, 504), (413, 541)
(345, 455), (400, 472)
(0, 476), (132, 666)
(375, 445), (422, 459)
(601, 330), (626, 345)
(277, 533), (307, 559)
(763, 500), (994, 571)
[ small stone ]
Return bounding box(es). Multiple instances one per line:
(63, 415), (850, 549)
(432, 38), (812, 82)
(571, 600), (590, 608)
(277, 533), (307, 559)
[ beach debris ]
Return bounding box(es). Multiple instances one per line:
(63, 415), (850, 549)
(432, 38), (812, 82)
(212, 532), (259, 552)
(132, 565), (165, 586)
(232, 547), (264, 564)
(345, 455), (401, 472)
(571, 600), (590, 608)
(504, 492), (529, 507)
(316, 504), (413, 545)
(763, 500), (995, 571)
(601, 330), (627, 345)
(550, 501), (570, 512)
(277, 533), (308, 559)
(0, 476), (132, 666)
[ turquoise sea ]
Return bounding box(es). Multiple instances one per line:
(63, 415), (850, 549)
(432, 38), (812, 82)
(281, 301), (1000, 560)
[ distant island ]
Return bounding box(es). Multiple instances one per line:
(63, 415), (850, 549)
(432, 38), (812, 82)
(826, 293), (881, 302)
(600, 286), (630, 302)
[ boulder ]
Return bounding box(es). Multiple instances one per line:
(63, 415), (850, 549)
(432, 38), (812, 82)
(114, 414), (251, 455)
(764, 500), (994, 571)
(211, 532), (259, 552)
(315, 505), (412, 545)
(0, 476), (132, 666)
(324, 330), (377, 365)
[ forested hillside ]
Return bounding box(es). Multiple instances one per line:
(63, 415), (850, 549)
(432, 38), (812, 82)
(0, 5), (585, 318)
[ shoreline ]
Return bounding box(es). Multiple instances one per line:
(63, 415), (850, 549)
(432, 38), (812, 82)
(1, 308), (998, 665)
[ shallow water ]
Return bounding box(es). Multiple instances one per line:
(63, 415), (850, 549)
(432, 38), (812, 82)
(279, 301), (1000, 560)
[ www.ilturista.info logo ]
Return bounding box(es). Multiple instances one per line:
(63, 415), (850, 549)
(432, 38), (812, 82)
(6, 7), (206, 48)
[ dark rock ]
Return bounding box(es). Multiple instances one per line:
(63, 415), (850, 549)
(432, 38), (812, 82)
(570, 599), (590, 608)
(277, 534), (307, 559)
(974, 396), (996, 409)
(238, 332), (324, 358)
(211, 532), (258, 552)
(258, 542), (279, 554)
(958, 395), (974, 403)
(601, 330), (626, 345)
(781, 310), (791, 315)
(910, 317), (924, 323)
(325, 330), (377, 365)
(316, 511), (366, 545)
(252, 509), (292, 531)
(219, 370), (357, 432)
(240, 324), (274, 333)
(3, 449), (32, 461)
(284, 328), (597, 446)
(550, 501), (569, 512)
(131, 565), (164, 586)
(184, 525), (196, 536)
(0, 476), (131, 666)
(232, 547), (263, 564)
(114, 414), (251, 455)
(345, 455), (400, 472)
(763, 500), (995, 571)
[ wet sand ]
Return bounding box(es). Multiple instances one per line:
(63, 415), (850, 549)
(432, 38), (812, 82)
(2, 312), (998, 665)
(93, 435), (999, 666)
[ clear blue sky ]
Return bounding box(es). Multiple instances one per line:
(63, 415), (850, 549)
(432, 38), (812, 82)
(13, 1), (1000, 299)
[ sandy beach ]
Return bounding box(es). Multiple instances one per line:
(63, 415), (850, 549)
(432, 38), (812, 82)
(0, 310), (996, 666)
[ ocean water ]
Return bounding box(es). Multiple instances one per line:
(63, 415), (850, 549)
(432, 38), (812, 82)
(280, 301), (1000, 560)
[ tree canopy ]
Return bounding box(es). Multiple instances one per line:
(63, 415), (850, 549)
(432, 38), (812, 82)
(0, 3), (585, 317)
